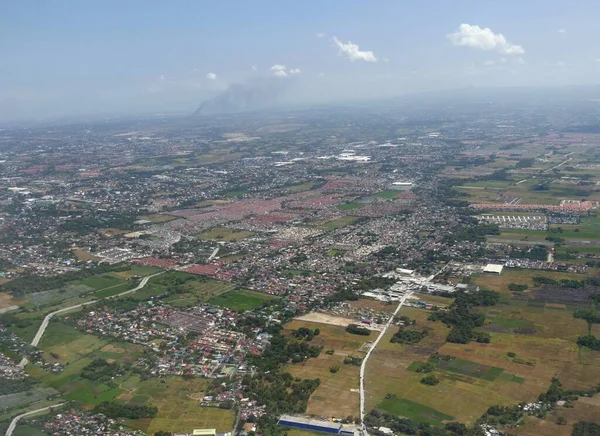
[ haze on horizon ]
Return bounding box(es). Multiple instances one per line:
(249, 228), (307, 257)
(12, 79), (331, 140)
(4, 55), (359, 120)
(2, 0), (600, 122)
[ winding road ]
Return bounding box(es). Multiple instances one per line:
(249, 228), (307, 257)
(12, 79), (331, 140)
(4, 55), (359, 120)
(18, 272), (163, 368)
(5, 403), (66, 436)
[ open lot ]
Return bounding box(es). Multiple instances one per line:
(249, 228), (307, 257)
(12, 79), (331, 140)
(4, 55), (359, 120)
(208, 289), (277, 311)
(283, 320), (367, 418)
(317, 216), (359, 231)
(163, 277), (236, 308)
(295, 312), (356, 327)
(124, 377), (234, 434)
(377, 397), (454, 428)
(137, 214), (178, 223)
(199, 227), (254, 241)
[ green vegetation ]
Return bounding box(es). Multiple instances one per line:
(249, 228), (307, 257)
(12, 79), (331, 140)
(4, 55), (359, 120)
(209, 289), (277, 311)
(428, 290), (499, 344)
(390, 328), (427, 344)
(291, 327), (320, 341)
(420, 375), (439, 386)
(508, 283), (528, 292)
(317, 216), (360, 231)
(573, 422), (600, 435)
(338, 202), (363, 210)
(93, 401), (158, 419)
(376, 396), (454, 428)
(375, 190), (399, 199)
(200, 227), (254, 241)
(81, 358), (124, 382)
(345, 324), (371, 336)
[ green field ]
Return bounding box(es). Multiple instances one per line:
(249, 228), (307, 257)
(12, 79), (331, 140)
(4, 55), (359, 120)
(162, 277), (236, 308)
(124, 377), (234, 434)
(378, 397), (454, 427)
(317, 216), (359, 231)
(200, 227), (254, 242)
(208, 289), (277, 311)
(338, 202), (363, 210)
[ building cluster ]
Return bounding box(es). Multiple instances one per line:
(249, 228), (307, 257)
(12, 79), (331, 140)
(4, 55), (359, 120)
(38, 409), (145, 436)
(72, 303), (264, 379)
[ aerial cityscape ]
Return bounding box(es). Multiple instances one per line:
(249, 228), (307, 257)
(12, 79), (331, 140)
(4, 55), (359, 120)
(2, 2), (600, 436)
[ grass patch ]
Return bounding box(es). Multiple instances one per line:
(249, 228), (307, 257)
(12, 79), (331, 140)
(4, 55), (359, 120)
(378, 397), (454, 427)
(375, 190), (401, 199)
(317, 216), (359, 231)
(208, 289), (277, 311)
(199, 227), (254, 242)
(327, 249), (346, 257)
(338, 202), (363, 210)
(137, 214), (178, 223)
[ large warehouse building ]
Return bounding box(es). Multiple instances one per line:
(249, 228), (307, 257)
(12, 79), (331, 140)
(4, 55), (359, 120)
(277, 415), (356, 435)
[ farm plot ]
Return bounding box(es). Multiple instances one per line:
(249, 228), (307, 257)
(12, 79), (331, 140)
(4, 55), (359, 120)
(208, 289), (277, 311)
(283, 320), (367, 418)
(200, 227), (254, 242)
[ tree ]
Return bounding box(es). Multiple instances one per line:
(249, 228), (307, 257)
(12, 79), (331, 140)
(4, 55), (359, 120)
(420, 375), (439, 386)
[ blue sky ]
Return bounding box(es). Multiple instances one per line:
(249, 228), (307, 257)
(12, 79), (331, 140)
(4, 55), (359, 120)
(1, 0), (600, 121)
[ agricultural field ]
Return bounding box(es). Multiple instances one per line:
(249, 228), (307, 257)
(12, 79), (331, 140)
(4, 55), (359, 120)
(364, 298), (600, 426)
(283, 320), (367, 418)
(317, 216), (359, 231)
(163, 278), (236, 308)
(27, 322), (146, 405)
(199, 227), (254, 241)
(374, 190), (401, 199)
(208, 289), (277, 311)
(377, 396), (454, 428)
(72, 248), (102, 262)
(123, 377), (235, 434)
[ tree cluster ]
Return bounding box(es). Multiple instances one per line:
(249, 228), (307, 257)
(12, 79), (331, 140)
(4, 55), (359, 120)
(345, 324), (371, 336)
(81, 358), (124, 382)
(391, 328), (428, 344)
(93, 402), (158, 419)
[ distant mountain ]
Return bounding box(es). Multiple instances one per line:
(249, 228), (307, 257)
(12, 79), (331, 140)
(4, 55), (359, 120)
(194, 78), (286, 116)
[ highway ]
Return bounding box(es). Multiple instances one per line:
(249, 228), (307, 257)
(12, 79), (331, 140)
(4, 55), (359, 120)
(5, 403), (65, 436)
(18, 272), (163, 368)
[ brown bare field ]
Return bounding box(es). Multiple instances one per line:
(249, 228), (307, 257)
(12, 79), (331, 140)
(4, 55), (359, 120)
(137, 214), (178, 223)
(364, 302), (600, 425)
(349, 299), (397, 313)
(0, 291), (24, 309)
(73, 248), (102, 262)
(283, 320), (367, 419)
(471, 269), (585, 294)
(510, 397), (600, 436)
(294, 312), (356, 327)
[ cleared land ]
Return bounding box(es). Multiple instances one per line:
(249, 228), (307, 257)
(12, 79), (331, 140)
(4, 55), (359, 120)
(163, 277), (236, 308)
(284, 320), (367, 418)
(295, 312), (356, 327)
(136, 214), (178, 223)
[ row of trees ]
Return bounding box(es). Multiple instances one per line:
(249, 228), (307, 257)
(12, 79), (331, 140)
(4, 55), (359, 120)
(93, 402), (158, 419)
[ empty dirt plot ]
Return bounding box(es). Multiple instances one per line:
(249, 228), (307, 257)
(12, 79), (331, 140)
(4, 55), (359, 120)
(0, 292), (23, 309)
(294, 312), (356, 327)
(283, 320), (368, 418)
(317, 216), (359, 231)
(136, 214), (178, 223)
(349, 299), (397, 313)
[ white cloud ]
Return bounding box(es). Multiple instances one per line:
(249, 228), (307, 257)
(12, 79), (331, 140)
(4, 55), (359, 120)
(251, 65), (258, 71)
(206, 72), (217, 80)
(315, 32), (326, 38)
(159, 74), (165, 81)
(318, 72), (325, 77)
(595, 58), (600, 63)
(516, 57), (525, 65)
(556, 61), (566, 67)
(484, 60), (496, 66)
(558, 29), (567, 34)
(447, 23), (525, 55)
(332, 36), (377, 62)
(270, 65), (301, 77)
(382, 57), (390, 63)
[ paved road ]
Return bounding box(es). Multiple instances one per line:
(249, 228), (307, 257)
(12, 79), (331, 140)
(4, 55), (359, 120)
(359, 291), (413, 434)
(5, 403), (65, 436)
(18, 272), (163, 368)
(207, 247), (220, 262)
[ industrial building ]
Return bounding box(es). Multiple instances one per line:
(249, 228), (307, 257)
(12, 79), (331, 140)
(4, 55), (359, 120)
(483, 264), (504, 275)
(277, 415), (356, 435)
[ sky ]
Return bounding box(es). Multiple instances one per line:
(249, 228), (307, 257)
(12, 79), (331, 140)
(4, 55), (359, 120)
(1, 0), (600, 121)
